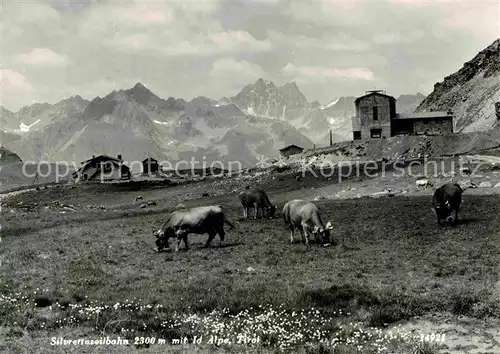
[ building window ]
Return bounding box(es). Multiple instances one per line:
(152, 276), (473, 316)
(373, 106), (379, 121)
(102, 162), (112, 173)
(353, 131), (361, 140)
(370, 128), (382, 138)
(361, 106), (368, 120)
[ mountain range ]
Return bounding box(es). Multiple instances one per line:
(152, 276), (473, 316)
(0, 79), (425, 168)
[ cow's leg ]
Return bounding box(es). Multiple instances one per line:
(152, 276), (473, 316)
(242, 207), (247, 218)
(289, 225), (295, 243)
(205, 232), (216, 248)
(174, 236), (182, 252)
(218, 228), (225, 247)
(254, 203), (259, 219)
(174, 229), (187, 252)
(301, 223), (310, 245)
(452, 208), (459, 225)
(182, 234), (189, 250)
(298, 227), (304, 243)
(303, 228), (310, 246)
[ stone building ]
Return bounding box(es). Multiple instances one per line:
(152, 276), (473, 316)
(351, 90), (454, 140)
(279, 144), (304, 158)
(142, 157), (159, 175)
(72, 154), (131, 182)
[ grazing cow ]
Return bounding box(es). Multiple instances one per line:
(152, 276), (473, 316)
(238, 188), (276, 219)
(282, 199), (333, 246)
(154, 205), (235, 252)
(432, 182), (471, 225)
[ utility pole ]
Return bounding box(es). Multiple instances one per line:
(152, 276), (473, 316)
(329, 130), (333, 146)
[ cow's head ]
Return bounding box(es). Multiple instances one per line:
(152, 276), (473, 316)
(433, 198), (452, 218)
(312, 221), (334, 244)
(154, 229), (165, 251)
(154, 228), (175, 252)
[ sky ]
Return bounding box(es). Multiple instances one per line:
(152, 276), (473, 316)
(0, 0), (499, 112)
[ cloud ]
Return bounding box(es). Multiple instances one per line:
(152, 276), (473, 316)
(439, 2), (500, 39)
(0, 0), (497, 110)
(373, 30), (425, 44)
(4, 2), (61, 25)
(0, 69), (34, 109)
(268, 31), (371, 52)
(207, 58), (268, 99)
(208, 31), (272, 53)
(210, 58), (265, 83)
(78, 2), (271, 57)
(50, 0), (92, 12)
(120, 35), (148, 50)
(115, 30), (272, 56)
(0, 2), (65, 40)
(17, 48), (68, 67)
(0, 69), (34, 91)
(281, 63), (375, 83)
(117, 2), (175, 24)
(285, 1), (371, 27)
(169, 0), (221, 15)
(387, 0), (499, 40)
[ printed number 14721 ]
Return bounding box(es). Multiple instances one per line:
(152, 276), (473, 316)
(421, 333), (445, 343)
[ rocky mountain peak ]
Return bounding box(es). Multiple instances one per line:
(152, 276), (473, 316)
(415, 38), (500, 132)
(125, 82), (159, 105)
(132, 82), (147, 90)
(57, 95), (89, 109)
(165, 97), (186, 111)
(255, 78), (275, 88)
(278, 81), (307, 103)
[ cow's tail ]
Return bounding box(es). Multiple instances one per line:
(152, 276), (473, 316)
(224, 216), (235, 229)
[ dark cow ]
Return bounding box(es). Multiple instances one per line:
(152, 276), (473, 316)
(238, 188), (276, 219)
(432, 182), (472, 225)
(154, 205), (235, 252)
(282, 199), (333, 246)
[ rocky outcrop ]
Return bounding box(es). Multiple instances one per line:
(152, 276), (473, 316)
(416, 39), (500, 133)
(0, 147), (22, 164)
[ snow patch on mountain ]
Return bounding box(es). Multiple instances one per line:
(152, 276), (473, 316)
(19, 119), (41, 132)
(321, 98), (340, 110)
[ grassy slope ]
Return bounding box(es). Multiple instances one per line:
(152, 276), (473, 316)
(1, 176), (500, 353)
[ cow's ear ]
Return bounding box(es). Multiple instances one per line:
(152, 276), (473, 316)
(325, 221), (334, 230)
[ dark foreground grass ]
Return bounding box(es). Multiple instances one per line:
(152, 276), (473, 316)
(1, 187), (499, 352)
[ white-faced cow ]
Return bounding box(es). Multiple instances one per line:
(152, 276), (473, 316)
(238, 187), (276, 219)
(432, 182), (470, 225)
(282, 199), (333, 246)
(154, 205), (235, 252)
